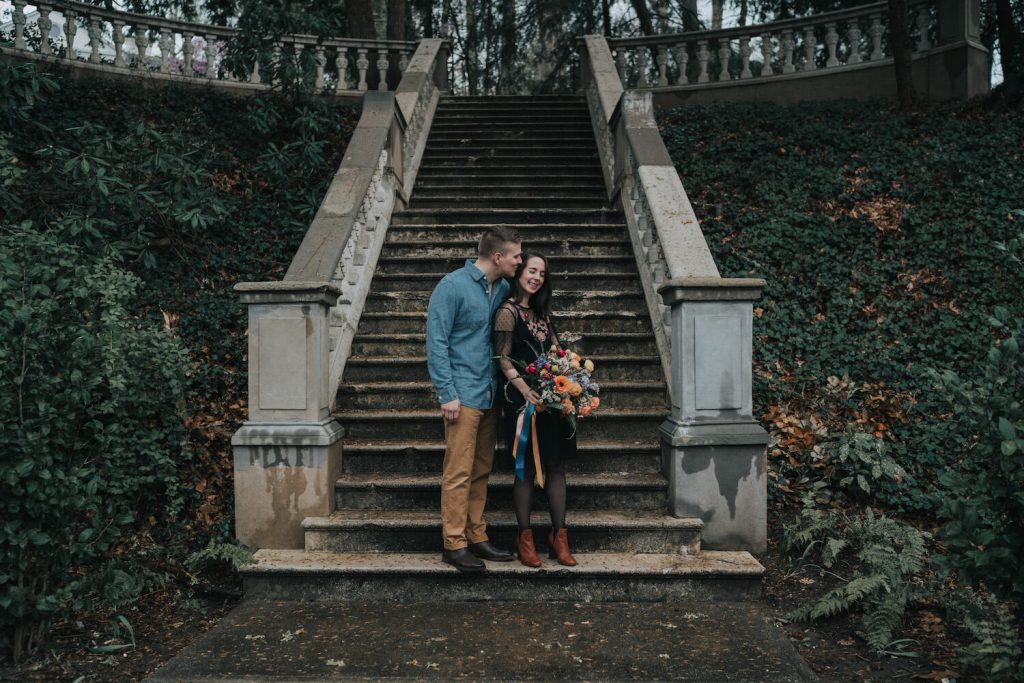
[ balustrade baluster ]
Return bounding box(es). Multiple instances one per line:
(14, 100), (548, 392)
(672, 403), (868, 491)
(12, 0), (27, 51)
(182, 32), (194, 75)
(65, 10), (78, 60)
(718, 40), (731, 80)
(159, 29), (173, 73)
(916, 6), (931, 51)
(781, 30), (795, 73)
(637, 47), (648, 88)
(205, 34), (218, 79)
(656, 46), (668, 86)
(271, 42), (282, 84)
(739, 36), (752, 78)
(847, 22), (862, 64)
(335, 47), (350, 90)
(87, 17), (102, 63)
(112, 21), (126, 67)
(697, 40), (710, 83)
(37, 4), (53, 55)
(825, 23), (839, 66)
(760, 33), (774, 76)
(294, 42), (305, 83)
(134, 25), (148, 69)
(802, 26), (816, 70)
(672, 44), (688, 84)
(315, 46), (326, 91)
(377, 50), (390, 91)
(251, 54), (261, 84)
(356, 49), (369, 91)
(399, 50), (410, 72)
(615, 48), (627, 86)
(869, 15), (883, 60)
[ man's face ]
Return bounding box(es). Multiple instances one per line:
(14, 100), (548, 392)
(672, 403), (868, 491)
(495, 241), (523, 278)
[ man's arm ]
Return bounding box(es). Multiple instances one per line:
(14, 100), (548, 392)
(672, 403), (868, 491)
(426, 278), (460, 421)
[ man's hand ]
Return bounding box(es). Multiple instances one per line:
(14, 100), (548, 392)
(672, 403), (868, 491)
(441, 398), (461, 423)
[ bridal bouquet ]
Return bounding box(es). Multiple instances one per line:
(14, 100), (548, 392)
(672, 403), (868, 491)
(517, 345), (601, 425)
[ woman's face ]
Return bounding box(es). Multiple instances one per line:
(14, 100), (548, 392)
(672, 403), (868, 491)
(519, 256), (546, 297)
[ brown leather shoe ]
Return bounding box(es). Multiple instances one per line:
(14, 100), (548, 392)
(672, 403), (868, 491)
(548, 528), (577, 566)
(517, 529), (542, 568)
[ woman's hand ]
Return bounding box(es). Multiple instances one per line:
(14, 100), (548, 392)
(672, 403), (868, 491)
(520, 387), (541, 405)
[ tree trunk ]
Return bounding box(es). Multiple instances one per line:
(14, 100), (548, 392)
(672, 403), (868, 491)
(887, 0), (916, 110)
(712, 0), (723, 29)
(994, 0), (1020, 81)
(465, 0), (478, 95)
(500, 0), (516, 92)
(602, 0), (612, 36)
(387, 0), (406, 40)
(739, 0), (748, 27)
(680, 0), (700, 32)
(418, 0), (434, 38)
(346, 0), (377, 38)
(630, 0), (656, 35)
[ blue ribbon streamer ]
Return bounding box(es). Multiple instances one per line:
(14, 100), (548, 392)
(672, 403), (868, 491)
(513, 403), (536, 483)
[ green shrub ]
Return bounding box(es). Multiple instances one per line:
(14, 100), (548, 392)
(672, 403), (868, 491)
(0, 229), (190, 660)
(942, 587), (1024, 682)
(784, 506), (930, 653)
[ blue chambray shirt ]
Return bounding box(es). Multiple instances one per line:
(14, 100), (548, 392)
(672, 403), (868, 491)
(426, 260), (510, 410)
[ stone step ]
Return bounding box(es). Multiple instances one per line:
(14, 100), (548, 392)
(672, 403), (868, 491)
(356, 310), (655, 334)
(302, 510), (701, 554)
(408, 195), (610, 210)
(338, 438), (661, 474)
(349, 330), (656, 356)
(426, 131), (597, 142)
(374, 254), (636, 274)
(333, 472), (666, 511)
(341, 355), (663, 383)
(412, 183), (606, 196)
(360, 288), (645, 313)
(368, 272), (642, 293)
(379, 240), (630, 259)
(424, 139), (595, 151)
(332, 407), (665, 441)
(428, 120), (593, 131)
(415, 168), (604, 180)
(385, 223), (627, 243)
(421, 151), (599, 163)
(336, 380), (667, 411)
(242, 550), (763, 603)
(392, 208), (620, 225)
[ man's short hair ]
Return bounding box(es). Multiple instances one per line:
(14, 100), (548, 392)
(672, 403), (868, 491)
(478, 227), (521, 258)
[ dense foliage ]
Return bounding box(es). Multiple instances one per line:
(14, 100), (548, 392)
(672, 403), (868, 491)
(0, 59), (358, 660)
(661, 99), (1024, 510)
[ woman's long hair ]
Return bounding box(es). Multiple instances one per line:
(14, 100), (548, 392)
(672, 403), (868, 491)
(511, 252), (553, 320)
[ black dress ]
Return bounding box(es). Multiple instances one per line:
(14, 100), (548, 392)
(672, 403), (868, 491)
(493, 301), (578, 472)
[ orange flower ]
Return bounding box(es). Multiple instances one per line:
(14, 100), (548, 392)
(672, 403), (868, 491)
(580, 404), (592, 417)
(589, 396), (600, 408)
(562, 399), (574, 414)
(554, 375), (571, 393)
(568, 382), (583, 397)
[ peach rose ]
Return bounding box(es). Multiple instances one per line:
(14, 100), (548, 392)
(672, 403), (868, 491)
(584, 359), (594, 373)
(569, 359), (581, 371)
(580, 405), (592, 417)
(589, 396), (600, 408)
(568, 382), (583, 397)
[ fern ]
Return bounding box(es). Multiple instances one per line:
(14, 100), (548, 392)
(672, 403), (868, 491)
(941, 587), (1024, 682)
(185, 540), (254, 573)
(784, 505), (932, 655)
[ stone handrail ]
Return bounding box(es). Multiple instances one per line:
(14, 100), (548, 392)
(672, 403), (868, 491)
(580, 35), (720, 391)
(3, 0), (419, 93)
(580, 34), (769, 552)
(230, 38), (447, 549)
(607, 0), (936, 90)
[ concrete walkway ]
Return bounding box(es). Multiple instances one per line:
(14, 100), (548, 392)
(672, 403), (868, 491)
(148, 599), (817, 682)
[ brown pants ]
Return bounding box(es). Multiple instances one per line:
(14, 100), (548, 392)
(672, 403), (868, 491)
(441, 406), (497, 551)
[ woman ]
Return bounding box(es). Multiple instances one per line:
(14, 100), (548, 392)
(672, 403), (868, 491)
(493, 252), (578, 568)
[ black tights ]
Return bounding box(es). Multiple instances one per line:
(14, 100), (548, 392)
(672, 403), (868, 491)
(514, 458), (567, 533)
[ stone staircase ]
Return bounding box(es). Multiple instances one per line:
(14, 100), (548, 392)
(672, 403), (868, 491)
(242, 95), (764, 601)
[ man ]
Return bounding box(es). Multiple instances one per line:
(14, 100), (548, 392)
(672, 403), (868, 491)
(426, 227), (522, 572)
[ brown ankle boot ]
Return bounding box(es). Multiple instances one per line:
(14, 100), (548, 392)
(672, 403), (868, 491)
(517, 529), (541, 568)
(548, 528), (577, 566)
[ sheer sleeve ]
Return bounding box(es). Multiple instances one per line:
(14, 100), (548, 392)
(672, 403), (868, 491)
(493, 303), (518, 378)
(547, 317), (561, 350)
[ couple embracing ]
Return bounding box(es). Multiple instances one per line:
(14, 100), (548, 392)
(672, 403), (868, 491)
(426, 227), (579, 573)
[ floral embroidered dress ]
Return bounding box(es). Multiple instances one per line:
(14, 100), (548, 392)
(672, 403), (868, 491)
(493, 301), (578, 468)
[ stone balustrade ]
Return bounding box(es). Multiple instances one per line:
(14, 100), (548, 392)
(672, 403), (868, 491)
(2, 0), (419, 93)
(608, 0), (935, 90)
(581, 35), (768, 552)
(230, 39), (448, 550)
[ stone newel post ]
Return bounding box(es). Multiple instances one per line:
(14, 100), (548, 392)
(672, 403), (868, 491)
(658, 277), (769, 553)
(231, 281), (344, 550)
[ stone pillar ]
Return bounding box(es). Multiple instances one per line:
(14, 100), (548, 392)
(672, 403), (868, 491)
(928, 0), (987, 99)
(231, 282), (344, 550)
(658, 277), (769, 553)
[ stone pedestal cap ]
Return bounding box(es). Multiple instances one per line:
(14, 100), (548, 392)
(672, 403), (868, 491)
(235, 281), (341, 306)
(658, 277), (766, 305)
